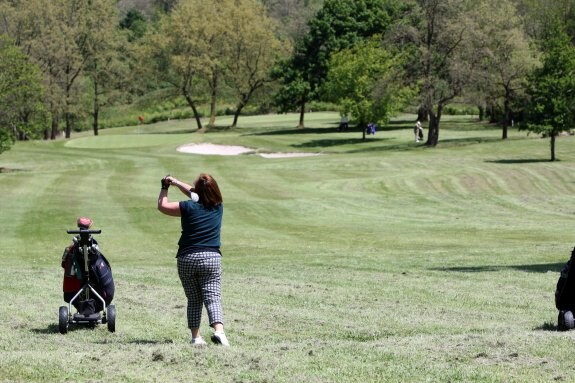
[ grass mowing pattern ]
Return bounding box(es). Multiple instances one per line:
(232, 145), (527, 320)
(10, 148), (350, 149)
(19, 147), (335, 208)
(1, 113), (575, 382)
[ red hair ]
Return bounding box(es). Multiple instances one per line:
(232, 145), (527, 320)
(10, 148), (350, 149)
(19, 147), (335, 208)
(194, 173), (222, 208)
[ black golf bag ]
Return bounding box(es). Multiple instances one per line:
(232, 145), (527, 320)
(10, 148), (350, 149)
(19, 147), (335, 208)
(555, 247), (575, 330)
(62, 236), (115, 315)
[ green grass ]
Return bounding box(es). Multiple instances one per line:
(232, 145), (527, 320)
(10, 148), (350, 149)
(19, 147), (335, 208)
(1, 112), (575, 382)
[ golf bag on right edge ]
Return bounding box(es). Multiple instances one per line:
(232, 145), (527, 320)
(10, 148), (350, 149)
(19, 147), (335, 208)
(555, 247), (575, 330)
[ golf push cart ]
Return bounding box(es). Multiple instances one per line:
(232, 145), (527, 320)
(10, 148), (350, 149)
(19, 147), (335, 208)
(59, 227), (116, 334)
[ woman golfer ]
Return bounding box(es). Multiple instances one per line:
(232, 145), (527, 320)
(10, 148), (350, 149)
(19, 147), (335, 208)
(157, 173), (228, 346)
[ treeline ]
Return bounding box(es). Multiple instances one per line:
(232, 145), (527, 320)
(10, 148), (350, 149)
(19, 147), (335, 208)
(1, 0), (575, 160)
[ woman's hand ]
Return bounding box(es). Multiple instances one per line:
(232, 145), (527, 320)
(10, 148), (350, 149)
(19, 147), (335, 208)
(161, 175), (171, 190)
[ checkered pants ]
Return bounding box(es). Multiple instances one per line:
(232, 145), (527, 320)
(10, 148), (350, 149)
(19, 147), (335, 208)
(177, 252), (223, 329)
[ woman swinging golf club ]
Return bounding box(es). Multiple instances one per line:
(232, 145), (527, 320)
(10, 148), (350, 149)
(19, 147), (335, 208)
(157, 173), (228, 346)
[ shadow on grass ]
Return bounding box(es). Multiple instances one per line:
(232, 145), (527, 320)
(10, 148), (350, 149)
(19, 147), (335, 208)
(431, 262), (564, 273)
(485, 159), (553, 164)
(91, 338), (175, 345)
(31, 324), (60, 334)
(291, 137), (390, 148)
(148, 129), (198, 135)
(30, 323), (96, 334)
(289, 135), (504, 153)
(534, 322), (559, 332)
(245, 126), (341, 136)
(439, 136), (501, 146)
(126, 339), (174, 345)
(0, 167), (28, 173)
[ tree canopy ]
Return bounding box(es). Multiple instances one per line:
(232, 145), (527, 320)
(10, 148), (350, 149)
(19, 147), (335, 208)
(523, 24), (575, 161)
(2, 0), (575, 157)
(324, 37), (413, 138)
(0, 35), (45, 154)
(274, 0), (402, 128)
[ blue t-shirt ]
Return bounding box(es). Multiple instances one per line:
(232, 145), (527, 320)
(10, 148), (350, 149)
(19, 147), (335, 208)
(177, 200), (223, 256)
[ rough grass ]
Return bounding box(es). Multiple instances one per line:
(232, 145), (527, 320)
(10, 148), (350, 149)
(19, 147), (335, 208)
(1, 112), (575, 382)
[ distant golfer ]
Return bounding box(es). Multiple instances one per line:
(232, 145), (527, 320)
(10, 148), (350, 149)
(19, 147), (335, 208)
(414, 120), (424, 142)
(157, 173), (228, 346)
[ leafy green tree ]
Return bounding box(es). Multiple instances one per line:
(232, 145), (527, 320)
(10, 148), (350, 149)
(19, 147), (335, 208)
(472, 0), (539, 139)
(1, 0), (126, 139)
(140, 0), (221, 130)
(517, 0), (575, 41)
(523, 25), (575, 161)
(223, 0), (288, 128)
(0, 35), (45, 154)
(324, 37), (413, 139)
(274, 0), (402, 128)
(397, 0), (483, 146)
(84, 1), (130, 136)
(120, 9), (148, 42)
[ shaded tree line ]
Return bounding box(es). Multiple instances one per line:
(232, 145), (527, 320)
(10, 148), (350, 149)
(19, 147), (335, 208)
(1, 0), (575, 160)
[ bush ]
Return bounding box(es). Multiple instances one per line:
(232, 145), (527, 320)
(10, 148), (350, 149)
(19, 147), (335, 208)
(443, 105), (478, 116)
(307, 101), (339, 112)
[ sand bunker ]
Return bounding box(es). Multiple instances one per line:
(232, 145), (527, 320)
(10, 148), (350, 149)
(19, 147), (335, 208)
(177, 143), (254, 156)
(177, 143), (321, 158)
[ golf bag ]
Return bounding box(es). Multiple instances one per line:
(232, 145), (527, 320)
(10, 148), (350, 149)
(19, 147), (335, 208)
(62, 237), (115, 314)
(555, 247), (575, 330)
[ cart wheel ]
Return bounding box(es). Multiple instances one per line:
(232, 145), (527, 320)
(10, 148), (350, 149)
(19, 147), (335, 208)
(558, 311), (566, 331)
(58, 306), (69, 334)
(564, 311), (574, 330)
(107, 304), (116, 333)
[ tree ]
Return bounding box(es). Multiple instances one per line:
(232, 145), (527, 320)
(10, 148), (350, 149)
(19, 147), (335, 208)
(274, 0), (402, 128)
(324, 37), (413, 139)
(523, 25), (575, 161)
(517, 0), (575, 41)
(223, 0), (288, 128)
(140, 0), (222, 130)
(472, 0), (539, 139)
(84, 1), (130, 136)
(120, 9), (148, 42)
(398, 0), (483, 147)
(261, 0), (323, 40)
(1, 0), (126, 139)
(0, 35), (45, 154)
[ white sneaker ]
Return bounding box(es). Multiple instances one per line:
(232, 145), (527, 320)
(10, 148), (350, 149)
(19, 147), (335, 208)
(191, 337), (207, 345)
(211, 331), (230, 346)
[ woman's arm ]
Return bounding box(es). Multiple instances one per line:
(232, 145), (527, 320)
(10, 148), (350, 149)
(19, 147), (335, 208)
(166, 176), (195, 198)
(157, 188), (181, 216)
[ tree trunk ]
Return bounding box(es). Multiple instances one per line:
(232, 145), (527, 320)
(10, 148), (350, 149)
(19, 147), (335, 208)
(478, 104), (484, 121)
(417, 106), (428, 122)
(231, 86), (259, 128)
(298, 100), (305, 129)
(93, 81), (99, 136)
(93, 104), (99, 136)
(65, 112), (72, 139)
(426, 104), (443, 147)
(550, 133), (556, 161)
(502, 88), (511, 140)
(50, 114), (59, 140)
(184, 92), (203, 130)
(232, 103), (244, 128)
(208, 72), (218, 127)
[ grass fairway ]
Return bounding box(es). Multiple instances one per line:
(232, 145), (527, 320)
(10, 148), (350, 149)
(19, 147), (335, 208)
(1, 112), (575, 382)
